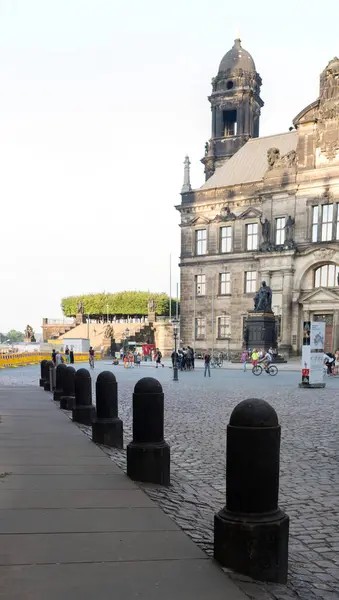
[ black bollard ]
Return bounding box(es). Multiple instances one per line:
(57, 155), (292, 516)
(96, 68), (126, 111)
(127, 377), (170, 485)
(72, 368), (95, 425)
(214, 398), (289, 584)
(60, 367), (76, 410)
(39, 360), (48, 387)
(53, 364), (68, 401)
(43, 361), (54, 391)
(92, 372), (123, 448)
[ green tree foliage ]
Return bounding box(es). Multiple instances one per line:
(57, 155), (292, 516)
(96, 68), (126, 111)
(5, 330), (25, 343)
(61, 291), (179, 317)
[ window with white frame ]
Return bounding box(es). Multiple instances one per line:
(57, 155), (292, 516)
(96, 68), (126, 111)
(217, 316), (231, 339)
(322, 204), (333, 241)
(195, 274), (206, 296)
(276, 217), (286, 245)
(314, 264), (339, 288)
(246, 223), (258, 251)
(245, 271), (257, 293)
(219, 272), (231, 295)
(220, 226), (232, 253)
(196, 229), (207, 255)
(312, 206), (319, 242)
(312, 204), (336, 242)
(195, 317), (206, 339)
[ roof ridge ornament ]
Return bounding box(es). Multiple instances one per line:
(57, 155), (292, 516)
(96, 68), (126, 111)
(181, 155), (192, 194)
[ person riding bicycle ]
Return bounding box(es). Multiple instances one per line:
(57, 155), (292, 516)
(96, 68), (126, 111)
(88, 346), (95, 367)
(263, 350), (272, 371)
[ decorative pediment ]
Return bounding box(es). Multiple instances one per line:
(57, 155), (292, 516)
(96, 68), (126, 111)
(188, 215), (210, 226)
(299, 246), (338, 260)
(301, 287), (339, 303)
(212, 205), (236, 223)
(238, 207), (262, 220)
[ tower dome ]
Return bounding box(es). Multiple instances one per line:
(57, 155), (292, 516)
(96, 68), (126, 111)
(219, 38), (256, 74)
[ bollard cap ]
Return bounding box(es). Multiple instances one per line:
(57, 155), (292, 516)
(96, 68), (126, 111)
(97, 371), (116, 384)
(229, 398), (278, 428)
(134, 377), (163, 394)
(67, 366), (76, 375)
(75, 368), (91, 380)
(56, 363), (67, 371)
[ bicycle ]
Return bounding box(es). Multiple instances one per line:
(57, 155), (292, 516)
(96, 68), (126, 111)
(89, 356), (94, 369)
(211, 356), (223, 368)
(252, 362), (278, 376)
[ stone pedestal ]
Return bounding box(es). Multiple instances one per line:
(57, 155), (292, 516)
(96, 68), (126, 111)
(214, 508), (289, 584)
(60, 395), (76, 410)
(127, 440), (170, 486)
(245, 312), (277, 351)
(92, 418), (123, 448)
(72, 405), (96, 425)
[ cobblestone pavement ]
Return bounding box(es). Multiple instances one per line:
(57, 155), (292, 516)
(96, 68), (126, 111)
(2, 362), (339, 600)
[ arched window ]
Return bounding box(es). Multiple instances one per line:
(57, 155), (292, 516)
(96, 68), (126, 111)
(314, 264), (339, 288)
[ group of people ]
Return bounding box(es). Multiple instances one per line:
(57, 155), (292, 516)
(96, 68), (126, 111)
(240, 347), (274, 372)
(51, 346), (75, 366)
(323, 351), (339, 375)
(171, 346), (195, 371)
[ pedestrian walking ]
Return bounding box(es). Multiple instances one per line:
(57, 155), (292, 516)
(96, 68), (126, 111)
(241, 349), (248, 372)
(51, 349), (56, 365)
(65, 345), (70, 364)
(69, 346), (74, 364)
(55, 351), (63, 366)
(155, 349), (164, 368)
(204, 351), (211, 377)
(251, 349), (259, 367)
(136, 353), (141, 367)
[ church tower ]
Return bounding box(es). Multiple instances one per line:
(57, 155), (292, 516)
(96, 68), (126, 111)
(202, 38), (264, 180)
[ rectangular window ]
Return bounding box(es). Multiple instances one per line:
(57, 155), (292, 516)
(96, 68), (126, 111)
(220, 226), (232, 253)
(196, 229), (207, 255)
(195, 317), (206, 339)
(245, 271), (257, 293)
(276, 217), (285, 245)
(219, 272), (231, 295)
(223, 109), (237, 137)
(195, 274), (206, 296)
(312, 206), (319, 242)
(321, 204), (333, 241)
(218, 316), (231, 339)
(246, 223), (258, 251)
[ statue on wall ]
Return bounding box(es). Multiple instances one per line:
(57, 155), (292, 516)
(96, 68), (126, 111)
(267, 148), (297, 170)
(267, 147), (280, 169)
(148, 298), (156, 313)
(253, 281), (273, 313)
(77, 300), (84, 314)
(104, 324), (114, 339)
(284, 215), (295, 242)
(25, 325), (35, 341)
(261, 218), (270, 243)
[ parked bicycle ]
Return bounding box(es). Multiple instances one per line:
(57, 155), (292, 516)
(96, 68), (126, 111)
(210, 356), (223, 368)
(252, 362), (278, 376)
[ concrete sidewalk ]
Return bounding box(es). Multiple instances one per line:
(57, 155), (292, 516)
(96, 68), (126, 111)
(0, 386), (248, 600)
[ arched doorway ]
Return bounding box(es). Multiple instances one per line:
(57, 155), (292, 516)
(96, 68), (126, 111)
(299, 262), (339, 353)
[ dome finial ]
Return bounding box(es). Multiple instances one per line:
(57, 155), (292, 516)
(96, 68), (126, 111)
(235, 27), (241, 41)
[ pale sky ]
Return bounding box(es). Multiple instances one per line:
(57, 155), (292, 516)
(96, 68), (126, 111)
(0, 0), (338, 333)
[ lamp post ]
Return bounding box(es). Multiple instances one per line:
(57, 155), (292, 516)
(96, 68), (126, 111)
(172, 318), (179, 382)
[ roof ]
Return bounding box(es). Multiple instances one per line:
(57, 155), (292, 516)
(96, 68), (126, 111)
(219, 38), (256, 74)
(201, 131), (298, 190)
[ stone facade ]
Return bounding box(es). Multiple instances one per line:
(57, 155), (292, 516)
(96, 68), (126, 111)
(177, 45), (339, 357)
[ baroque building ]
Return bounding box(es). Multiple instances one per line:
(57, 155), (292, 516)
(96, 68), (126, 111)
(177, 39), (339, 356)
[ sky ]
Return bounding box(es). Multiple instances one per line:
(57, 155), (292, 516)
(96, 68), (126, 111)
(0, 0), (339, 333)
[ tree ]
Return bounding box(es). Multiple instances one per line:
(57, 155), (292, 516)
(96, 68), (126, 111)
(6, 330), (25, 343)
(61, 291), (179, 318)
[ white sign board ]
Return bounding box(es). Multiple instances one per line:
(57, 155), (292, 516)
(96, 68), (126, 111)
(310, 321), (325, 385)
